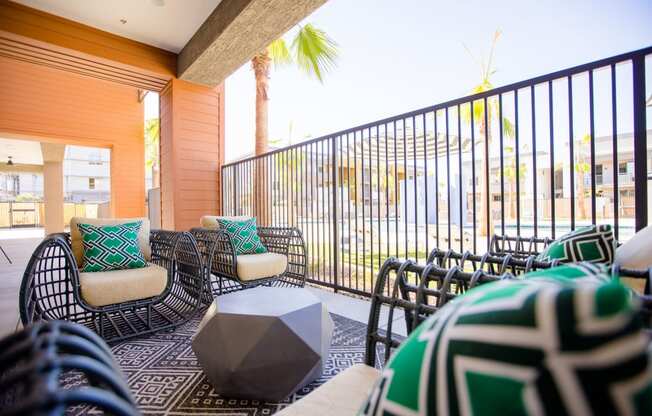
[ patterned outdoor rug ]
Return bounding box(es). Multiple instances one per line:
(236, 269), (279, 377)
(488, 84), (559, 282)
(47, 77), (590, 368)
(70, 313), (370, 415)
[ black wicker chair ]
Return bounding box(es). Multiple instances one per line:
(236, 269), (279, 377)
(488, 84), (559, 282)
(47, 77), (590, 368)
(366, 256), (652, 367)
(0, 321), (139, 416)
(190, 226), (307, 299)
(19, 230), (204, 343)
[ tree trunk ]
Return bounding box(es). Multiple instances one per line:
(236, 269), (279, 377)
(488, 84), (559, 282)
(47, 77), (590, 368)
(252, 51), (270, 225)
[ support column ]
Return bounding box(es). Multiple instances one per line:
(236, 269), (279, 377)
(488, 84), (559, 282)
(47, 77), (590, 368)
(159, 78), (225, 231)
(40, 143), (65, 234)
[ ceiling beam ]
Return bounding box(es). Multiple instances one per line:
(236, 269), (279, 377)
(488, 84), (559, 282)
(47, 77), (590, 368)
(178, 0), (327, 87)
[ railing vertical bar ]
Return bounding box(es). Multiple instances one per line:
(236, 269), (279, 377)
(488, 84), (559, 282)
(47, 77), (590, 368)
(423, 113), (429, 258)
(369, 127), (374, 286)
(376, 125), (382, 276)
(470, 102), (477, 253)
(484, 97), (490, 248)
(384, 123), (390, 295)
(632, 54), (648, 231)
(457, 104), (463, 252)
(354, 130), (359, 291)
(611, 63), (619, 240)
(499, 93), (505, 236)
(339, 134), (344, 289)
(531, 85), (538, 237)
(548, 81), (556, 239)
(394, 122), (399, 259)
(346, 133), (352, 290)
(331, 136), (339, 291)
(445, 107), (451, 250)
(312, 142), (317, 281)
(568, 75), (576, 231)
(412, 116), (418, 262)
(361, 129), (367, 291)
(589, 69), (597, 225)
(434, 111), (440, 249)
(321, 139), (327, 283)
(403, 119), (408, 258)
(515, 90), (521, 236)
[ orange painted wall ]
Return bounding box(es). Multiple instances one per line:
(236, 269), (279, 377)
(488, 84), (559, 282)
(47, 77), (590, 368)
(160, 78), (224, 231)
(0, 56), (145, 218)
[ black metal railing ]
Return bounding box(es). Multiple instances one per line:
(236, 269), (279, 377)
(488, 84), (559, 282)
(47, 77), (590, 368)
(222, 46), (651, 297)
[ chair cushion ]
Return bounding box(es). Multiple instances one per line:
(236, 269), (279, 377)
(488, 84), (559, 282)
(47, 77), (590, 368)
(71, 217), (151, 267)
(276, 364), (380, 416)
(359, 264), (652, 415)
(77, 222), (147, 272)
(79, 262), (168, 307)
(536, 224), (615, 265)
(218, 217), (267, 255)
(200, 215), (251, 229)
(615, 224), (652, 270)
(236, 252), (288, 281)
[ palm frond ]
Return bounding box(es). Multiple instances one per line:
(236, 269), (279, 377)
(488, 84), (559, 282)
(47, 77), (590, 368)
(268, 38), (291, 66)
(291, 24), (338, 82)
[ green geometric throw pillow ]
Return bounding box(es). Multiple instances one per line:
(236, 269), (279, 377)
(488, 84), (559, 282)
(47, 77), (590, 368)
(77, 221), (147, 272)
(359, 265), (652, 415)
(217, 217), (267, 255)
(537, 224), (615, 265)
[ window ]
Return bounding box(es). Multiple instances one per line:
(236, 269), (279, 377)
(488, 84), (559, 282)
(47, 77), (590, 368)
(88, 178), (95, 190)
(595, 164), (603, 186)
(618, 162), (628, 175)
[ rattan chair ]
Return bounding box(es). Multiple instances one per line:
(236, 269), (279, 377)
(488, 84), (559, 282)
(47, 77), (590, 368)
(190, 221), (307, 299)
(0, 320), (138, 416)
(19, 228), (204, 343)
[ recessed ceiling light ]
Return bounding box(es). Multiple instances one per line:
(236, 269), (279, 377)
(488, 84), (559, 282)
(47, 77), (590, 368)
(152, 0), (165, 6)
(120, 19), (127, 24)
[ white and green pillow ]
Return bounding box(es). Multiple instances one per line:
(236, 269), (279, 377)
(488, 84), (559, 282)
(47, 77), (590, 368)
(217, 217), (267, 255)
(537, 224), (615, 265)
(360, 263), (652, 415)
(77, 221), (147, 272)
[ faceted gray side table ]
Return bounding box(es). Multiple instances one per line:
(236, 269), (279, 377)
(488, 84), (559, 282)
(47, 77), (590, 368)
(191, 287), (334, 401)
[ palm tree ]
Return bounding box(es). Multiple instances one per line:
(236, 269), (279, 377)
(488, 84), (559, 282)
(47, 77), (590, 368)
(145, 118), (160, 188)
(461, 30), (514, 237)
(251, 24), (338, 224)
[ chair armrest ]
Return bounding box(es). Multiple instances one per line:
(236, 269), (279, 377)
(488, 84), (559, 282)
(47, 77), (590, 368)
(257, 226), (307, 286)
(20, 233), (82, 324)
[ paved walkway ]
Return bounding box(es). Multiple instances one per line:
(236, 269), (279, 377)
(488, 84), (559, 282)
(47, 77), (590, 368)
(0, 229), (407, 340)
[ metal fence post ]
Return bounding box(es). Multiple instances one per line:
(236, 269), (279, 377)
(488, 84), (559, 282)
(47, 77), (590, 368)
(632, 55), (648, 231)
(331, 136), (339, 292)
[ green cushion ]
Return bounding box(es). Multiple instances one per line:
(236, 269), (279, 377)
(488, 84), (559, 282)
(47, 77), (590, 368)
(359, 263), (652, 415)
(217, 217), (267, 255)
(77, 221), (147, 272)
(537, 224), (615, 265)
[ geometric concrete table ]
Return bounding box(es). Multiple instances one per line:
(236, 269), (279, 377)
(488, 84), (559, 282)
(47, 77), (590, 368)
(191, 287), (334, 401)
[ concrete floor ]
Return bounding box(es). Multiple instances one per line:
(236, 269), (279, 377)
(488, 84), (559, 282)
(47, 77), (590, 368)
(0, 229), (407, 340)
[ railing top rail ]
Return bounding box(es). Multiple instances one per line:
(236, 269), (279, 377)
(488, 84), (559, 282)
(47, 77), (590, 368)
(223, 45), (652, 168)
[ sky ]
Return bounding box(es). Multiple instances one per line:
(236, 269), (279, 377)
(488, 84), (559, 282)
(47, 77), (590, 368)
(190, 0), (650, 162)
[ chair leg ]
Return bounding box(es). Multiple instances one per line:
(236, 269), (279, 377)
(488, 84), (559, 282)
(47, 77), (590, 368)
(0, 244), (11, 264)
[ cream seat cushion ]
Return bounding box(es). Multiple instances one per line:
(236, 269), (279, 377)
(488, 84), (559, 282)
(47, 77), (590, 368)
(615, 224), (652, 270)
(70, 217), (151, 267)
(276, 364), (380, 416)
(236, 252), (288, 281)
(79, 262), (168, 307)
(200, 215), (252, 229)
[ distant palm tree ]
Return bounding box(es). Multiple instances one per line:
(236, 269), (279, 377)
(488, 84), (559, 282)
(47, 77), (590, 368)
(251, 24), (338, 224)
(461, 29), (514, 237)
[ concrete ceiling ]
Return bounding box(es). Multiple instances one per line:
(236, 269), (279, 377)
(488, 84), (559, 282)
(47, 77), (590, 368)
(13, 0), (222, 53)
(0, 138), (43, 165)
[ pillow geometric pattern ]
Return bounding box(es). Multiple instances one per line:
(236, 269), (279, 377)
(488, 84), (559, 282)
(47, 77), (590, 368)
(360, 264), (652, 415)
(537, 224), (615, 265)
(216, 217), (267, 255)
(77, 221), (147, 272)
